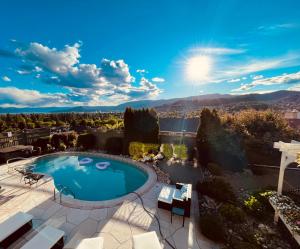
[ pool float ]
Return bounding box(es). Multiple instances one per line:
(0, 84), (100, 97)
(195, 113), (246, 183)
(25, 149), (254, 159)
(96, 162), (110, 170)
(79, 157), (93, 164)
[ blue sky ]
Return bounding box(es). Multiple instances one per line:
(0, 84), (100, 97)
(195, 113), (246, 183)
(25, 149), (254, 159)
(0, 0), (300, 107)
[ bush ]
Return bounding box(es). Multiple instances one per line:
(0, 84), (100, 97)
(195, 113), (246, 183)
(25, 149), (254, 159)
(58, 143), (66, 151)
(199, 214), (225, 242)
(220, 204), (245, 223)
(129, 142), (144, 159)
(161, 144), (173, 159)
(207, 162), (223, 176)
(129, 142), (160, 160)
(173, 144), (188, 159)
(243, 191), (273, 218)
(77, 133), (96, 149)
(105, 137), (123, 154)
(197, 178), (236, 203)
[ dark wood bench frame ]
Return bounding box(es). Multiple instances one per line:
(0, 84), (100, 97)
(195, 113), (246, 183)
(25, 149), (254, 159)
(0, 220), (32, 248)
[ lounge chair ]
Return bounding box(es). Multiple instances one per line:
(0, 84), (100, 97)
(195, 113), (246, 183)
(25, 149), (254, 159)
(15, 167), (33, 182)
(75, 237), (104, 249)
(133, 231), (162, 249)
(158, 183), (192, 217)
(24, 173), (44, 186)
(0, 212), (33, 248)
(20, 225), (65, 249)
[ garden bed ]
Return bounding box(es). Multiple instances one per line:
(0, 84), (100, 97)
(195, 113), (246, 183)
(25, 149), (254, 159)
(269, 193), (300, 246)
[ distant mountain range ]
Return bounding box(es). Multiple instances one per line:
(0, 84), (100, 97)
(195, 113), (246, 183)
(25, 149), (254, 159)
(0, 90), (299, 114)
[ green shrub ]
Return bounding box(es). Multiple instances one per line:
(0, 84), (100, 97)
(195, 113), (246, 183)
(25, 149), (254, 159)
(207, 162), (223, 176)
(143, 143), (160, 154)
(129, 142), (160, 160)
(197, 178), (236, 203)
(243, 191), (273, 218)
(220, 204), (245, 223)
(199, 214), (225, 242)
(129, 142), (144, 159)
(173, 144), (188, 159)
(161, 144), (173, 159)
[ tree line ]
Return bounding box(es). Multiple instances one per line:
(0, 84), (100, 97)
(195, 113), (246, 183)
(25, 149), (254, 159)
(0, 112), (123, 132)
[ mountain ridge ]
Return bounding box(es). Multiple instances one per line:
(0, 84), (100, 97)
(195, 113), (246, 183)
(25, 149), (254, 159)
(0, 90), (298, 114)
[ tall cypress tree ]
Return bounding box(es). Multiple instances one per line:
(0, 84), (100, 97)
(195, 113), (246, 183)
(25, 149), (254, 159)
(124, 107), (159, 154)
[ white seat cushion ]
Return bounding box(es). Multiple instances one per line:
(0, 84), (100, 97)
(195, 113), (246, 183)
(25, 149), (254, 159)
(133, 231), (162, 249)
(0, 212), (33, 242)
(21, 226), (65, 249)
(158, 185), (177, 204)
(158, 185), (184, 203)
(75, 237), (104, 249)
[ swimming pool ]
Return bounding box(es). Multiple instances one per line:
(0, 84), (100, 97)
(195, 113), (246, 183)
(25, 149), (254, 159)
(30, 153), (149, 201)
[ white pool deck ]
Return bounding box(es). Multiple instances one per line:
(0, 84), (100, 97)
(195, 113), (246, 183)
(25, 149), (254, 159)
(0, 160), (219, 249)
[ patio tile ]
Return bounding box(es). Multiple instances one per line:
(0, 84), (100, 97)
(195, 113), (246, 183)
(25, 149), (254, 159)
(67, 208), (90, 225)
(97, 232), (120, 249)
(72, 218), (98, 237)
(116, 239), (133, 249)
(0, 165), (219, 249)
(42, 202), (61, 219)
(89, 207), (107, 221)
(109, 220), (132, 243)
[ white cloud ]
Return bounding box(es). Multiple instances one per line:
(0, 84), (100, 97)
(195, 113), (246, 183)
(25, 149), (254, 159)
(152, 77), (165, 83)
(231, 89), (278, 95)
(191, 47), (246, 55)
(10, 41), (162, 106)
(16, 42), (81, 74)
(258, 23), (298, 33)
(17, 70), (31, 75)
(252, 75), (264, 80)
(288, 84), (300, 91)
(136, 69), (148, 74)
(2, 76), (11, 82)
(232, 71), (300, 92)
(216, 52), (300, 82)
(0, 87), (70, 107)
(228, 78), (241, 83)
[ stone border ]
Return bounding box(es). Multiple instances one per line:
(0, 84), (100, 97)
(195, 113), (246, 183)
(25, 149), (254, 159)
(9, 152), (157, 209)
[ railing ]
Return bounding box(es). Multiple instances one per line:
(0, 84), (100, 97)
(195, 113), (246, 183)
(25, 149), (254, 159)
(6, 157), (30, 173)
(54, 184), (75, 204)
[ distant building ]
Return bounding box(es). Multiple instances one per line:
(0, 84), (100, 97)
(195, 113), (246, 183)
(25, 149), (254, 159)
(284, 110), (300, 130)
(284, 110), (300, 119)
(0, 128), (50, 149)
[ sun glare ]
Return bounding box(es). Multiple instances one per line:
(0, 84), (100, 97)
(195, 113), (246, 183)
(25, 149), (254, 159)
(186, 55), (212, 82)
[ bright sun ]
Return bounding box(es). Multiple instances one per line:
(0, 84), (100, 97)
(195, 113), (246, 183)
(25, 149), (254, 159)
(186, 55), (212, 82)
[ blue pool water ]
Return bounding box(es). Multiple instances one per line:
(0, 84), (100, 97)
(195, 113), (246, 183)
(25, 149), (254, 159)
(31, 154), (148, 201)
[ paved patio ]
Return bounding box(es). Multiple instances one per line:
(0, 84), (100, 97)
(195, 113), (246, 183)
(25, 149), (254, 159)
(0, 164), (219, 249)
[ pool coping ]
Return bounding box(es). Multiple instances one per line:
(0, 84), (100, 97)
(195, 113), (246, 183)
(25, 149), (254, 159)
(8, 152), (157, 209)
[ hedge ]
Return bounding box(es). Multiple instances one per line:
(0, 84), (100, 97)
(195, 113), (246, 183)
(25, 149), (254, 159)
(129, 142), (160, 160)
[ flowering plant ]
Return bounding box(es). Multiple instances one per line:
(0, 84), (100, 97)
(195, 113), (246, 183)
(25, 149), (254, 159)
(269, 192), (300, 234)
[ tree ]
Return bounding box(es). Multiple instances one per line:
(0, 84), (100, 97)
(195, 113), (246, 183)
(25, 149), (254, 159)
(124, 108), (159, 154)
(196, 108), (247, 171)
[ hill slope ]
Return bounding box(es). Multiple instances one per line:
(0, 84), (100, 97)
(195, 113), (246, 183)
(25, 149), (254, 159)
(0, 90), (299, 114)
